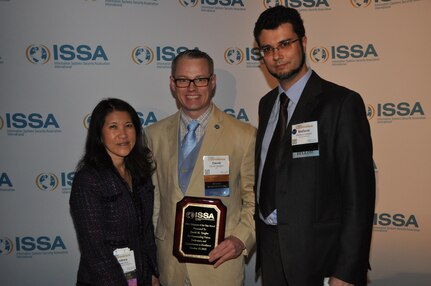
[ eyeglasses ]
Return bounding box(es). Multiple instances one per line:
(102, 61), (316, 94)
(173, 75), (213, 88)
(259, 38), (300, 57)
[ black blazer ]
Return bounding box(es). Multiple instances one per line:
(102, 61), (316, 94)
(70, 165), (158, 286)
(255, 71), (375, 286)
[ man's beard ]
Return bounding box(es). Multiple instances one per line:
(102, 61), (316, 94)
(270, 43), (306, 81)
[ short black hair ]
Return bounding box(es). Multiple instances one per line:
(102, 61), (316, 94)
(253, 6), (305, 46)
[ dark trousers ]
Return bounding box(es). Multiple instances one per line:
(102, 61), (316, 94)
(258, 219), (369, 286)
(258, 219), (289, 286)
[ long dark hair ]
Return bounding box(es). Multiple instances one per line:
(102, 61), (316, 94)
(77, 98), (155, 181)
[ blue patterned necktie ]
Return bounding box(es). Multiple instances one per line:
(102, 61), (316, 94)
(182, 120), (199, 158)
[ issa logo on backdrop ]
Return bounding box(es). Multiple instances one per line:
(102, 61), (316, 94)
(366, 102), (426, 123)
(131, 45), (199, 68)
(35, 172), (75, 193)
(373, 213), (420, 233)
(264, 0), (331, 10)
(179, 0), (246, 12)
(309, 43), (379, 65)
(224, 47), (261, 68)
(179, 0), (245, 7)
(2, 113), (62, 136)
(26, 44), (110, 68)
(0, 236), (68, 258)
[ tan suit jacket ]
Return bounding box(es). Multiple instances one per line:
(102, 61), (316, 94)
(145, 106), (256, 286)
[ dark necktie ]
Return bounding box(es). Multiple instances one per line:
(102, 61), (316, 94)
(182, 120), (199, 159)
(259, 93), (289, 218)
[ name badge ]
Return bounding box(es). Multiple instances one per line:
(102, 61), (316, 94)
(291, 121), (319, 158)
(203, 155), (230, 197)
(113, 247), (137, 286)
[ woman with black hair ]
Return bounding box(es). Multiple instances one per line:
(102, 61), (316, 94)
(70, 98), (159, 286)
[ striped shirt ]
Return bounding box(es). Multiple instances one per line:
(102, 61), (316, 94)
(179, 104), (213, 144)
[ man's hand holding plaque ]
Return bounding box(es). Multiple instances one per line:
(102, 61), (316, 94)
(208, 235), (245, 268)
(173, 196), (227, 264)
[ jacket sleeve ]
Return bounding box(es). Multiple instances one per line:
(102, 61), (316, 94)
(332, 92), (376, 284)
(144, 127), (160, 230)
(69, 170), (128, 286)
(230, 126), (257, 254)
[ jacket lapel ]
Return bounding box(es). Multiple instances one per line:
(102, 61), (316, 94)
(187, 106), (224, 196)
(288, 71), (322, 128)
(280, 71), (322, 162)
(165, 113), (184, 196)
(255, 88), (278, 172)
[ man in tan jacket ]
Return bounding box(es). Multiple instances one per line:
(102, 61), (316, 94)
(145, 49), (256, 286)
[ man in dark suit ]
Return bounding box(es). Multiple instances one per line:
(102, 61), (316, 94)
(253, 6), (375, 286)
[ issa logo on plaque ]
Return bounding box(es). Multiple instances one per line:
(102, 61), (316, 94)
(173, 196), (227, 264)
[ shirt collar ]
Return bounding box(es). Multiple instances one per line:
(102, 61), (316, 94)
(278, 68), (313, 104)
(180, 103), (213, 133)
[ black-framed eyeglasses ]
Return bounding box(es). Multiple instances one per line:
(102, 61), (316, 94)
(259, 38), (300, 57)
(173, 75), (213, 88)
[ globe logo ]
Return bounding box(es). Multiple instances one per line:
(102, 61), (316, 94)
(310, 47), (329, 63)
(224, 48), (244, 65)
(366, 104), (375, 120)
(83, 113), (91, 129)
(351, 0), (371, 8)
(179, 0), (198, 7)
(26, 44), (51, 64)
(132, 46), (154, 65)
(185, 211), (195, 219)
(263, 0), (285, 9)
(0, 237), (13, 256)
(36, 173), (59, 192)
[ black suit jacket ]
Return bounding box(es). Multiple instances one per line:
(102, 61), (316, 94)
(70, 165), (158, 286)
(255, 71), (375, 285)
